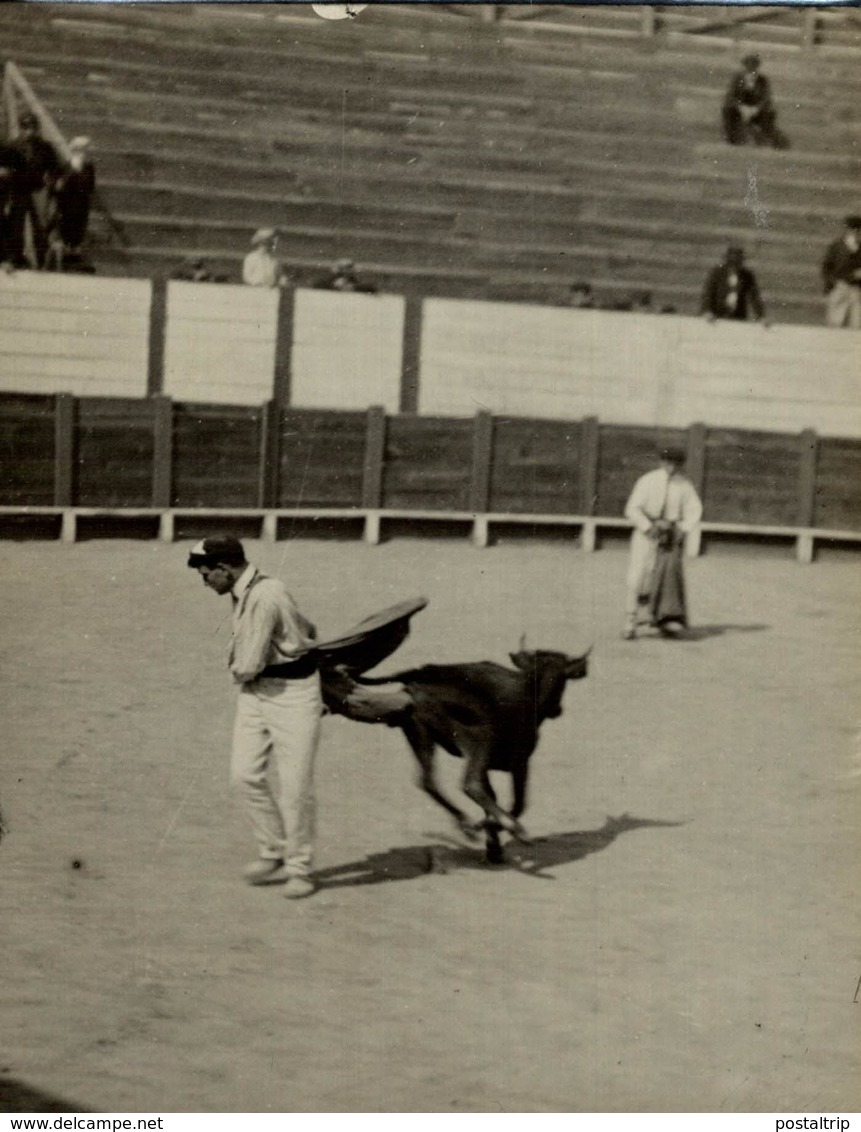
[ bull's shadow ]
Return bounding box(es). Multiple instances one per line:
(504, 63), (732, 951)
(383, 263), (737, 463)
(316, 813), (686, 889)
(678, 623), (769, 641)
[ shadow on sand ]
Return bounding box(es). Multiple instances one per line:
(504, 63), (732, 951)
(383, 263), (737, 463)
(679, 623), (770, 642)
(0, 1076), (89, 1113)
(316, 814), (686, 889)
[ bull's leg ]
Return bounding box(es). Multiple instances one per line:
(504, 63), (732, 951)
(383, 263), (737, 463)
(461, 757), (530, 845)
(511, 762), (528, 821)
(402, 720), (478, 841)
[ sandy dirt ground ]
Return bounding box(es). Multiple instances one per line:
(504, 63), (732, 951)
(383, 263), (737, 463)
(1, 535), (859, 1114)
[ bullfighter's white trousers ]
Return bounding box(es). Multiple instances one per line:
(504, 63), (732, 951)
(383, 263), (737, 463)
(625, 529), (658, 618)
(826, 281), (861, 329)
(230, 673), (322, 876)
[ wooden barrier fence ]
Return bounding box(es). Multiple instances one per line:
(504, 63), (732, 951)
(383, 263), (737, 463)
(2, 393), (860, 562)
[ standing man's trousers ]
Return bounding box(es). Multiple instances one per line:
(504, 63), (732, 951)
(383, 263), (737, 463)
(826, 281), (861, 329)
(230, 673), (321, 877)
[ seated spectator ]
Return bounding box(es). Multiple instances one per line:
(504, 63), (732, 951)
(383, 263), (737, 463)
(48, 136), (96, 271)
(242, 228), (288, 287)
(170, 255), (227, 283)
(701, 245), (767, 324)
(722, 54), (788, 149)
(568, 281), (595, 309)
(821, 215), (861, 330)
(313, 257), (376, 293)
(6, 110), (62, 268)
(632, 291), (654, 313)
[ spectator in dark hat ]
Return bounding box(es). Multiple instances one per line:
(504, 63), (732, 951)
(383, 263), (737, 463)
(722, 54), (788, 149)
(822, 215), (861, 329)
(701, 245), (767, 324)
(314, 257), (376, 293)
(5, 110), (62, 267)
(187, 535), (322, 899)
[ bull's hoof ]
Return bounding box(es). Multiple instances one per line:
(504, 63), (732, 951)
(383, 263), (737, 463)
(485, 844), (506, 866)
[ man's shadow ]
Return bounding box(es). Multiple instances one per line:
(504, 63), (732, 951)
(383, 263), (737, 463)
(316, 814), (686, 889)
(678, 623), (769, 642)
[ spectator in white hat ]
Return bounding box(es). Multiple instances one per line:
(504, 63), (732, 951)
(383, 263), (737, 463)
(242, 227), (288, 287)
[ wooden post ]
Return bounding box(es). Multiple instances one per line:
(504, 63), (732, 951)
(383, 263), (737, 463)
(796, 428), (817, 528)
(53, 393), (75, 507)
(801, 8), (817, 51)
(469, 410), (494, 514)
(258, 400), (281, 508)
(579, 416), (599, 516)
(640, 6), (657, 37)
(272, 287), (295, 407)
(399, 296), (423, 414)
(686, 422), (707, 497)
(147, 279), (168, 398)
(151, 396), (173, 509)
(362, 405), (386, 509)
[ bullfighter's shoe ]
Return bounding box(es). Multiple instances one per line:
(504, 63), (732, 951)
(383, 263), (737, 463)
(282, 876), (316, 900)
(243, 858), (288, 885)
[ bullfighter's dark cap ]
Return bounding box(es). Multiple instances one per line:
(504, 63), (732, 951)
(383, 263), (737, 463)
(659, 447), (686, 466)
(845, 215), (861, 229)
(187, 535), (246, 568)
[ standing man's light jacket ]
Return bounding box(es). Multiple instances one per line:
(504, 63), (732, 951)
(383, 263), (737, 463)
(625, 468), (703, 534)
(229, 566), (317, 684)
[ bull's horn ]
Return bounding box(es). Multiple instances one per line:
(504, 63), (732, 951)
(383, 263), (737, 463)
(518, 633), (528, 651)
(579, 643), (594, 658)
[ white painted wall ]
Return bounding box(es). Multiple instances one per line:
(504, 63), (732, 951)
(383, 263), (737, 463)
(289, 289), (404, 412)
(418, 299), (861, 437)
(0, 271), (150, 397)
(162, 282), (279, 405)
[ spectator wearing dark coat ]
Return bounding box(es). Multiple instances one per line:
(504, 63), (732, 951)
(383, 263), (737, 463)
(5, 110), (62, 267)
(722, 54), (788, 149)
(0, 143), (20, 271)
(52, 136), (95, 251)
(701, 246), (767, 324)
(821, 215), (861, 329)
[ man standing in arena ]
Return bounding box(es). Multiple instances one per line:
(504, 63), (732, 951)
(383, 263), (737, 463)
(188, 536), (322, 899)
(623, 448), (703, 640)
(821, 215), (861, 329)
(5, 110), (61, 268)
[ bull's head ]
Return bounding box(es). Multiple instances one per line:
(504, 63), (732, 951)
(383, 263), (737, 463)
(508, 642), (592, 720)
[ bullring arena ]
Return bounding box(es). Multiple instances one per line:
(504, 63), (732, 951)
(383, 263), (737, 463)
(1, 0), (860, 1118)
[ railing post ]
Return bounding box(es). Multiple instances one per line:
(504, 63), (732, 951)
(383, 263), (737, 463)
(686, 422), (706, 498)
(640, 5), (657, 38)
(399, 296), (422, 414)
(579, 416), (599, 516)
(258, 400), (281, 509)
(53, 393), (75, 507)
(795, 428), (818, 563)
(151, 395), (173, 509)
(147, 279), (168, 398)
(469, 410), (494, 514)
(801, 8), (817, 51)
(362, 405), (386, 509)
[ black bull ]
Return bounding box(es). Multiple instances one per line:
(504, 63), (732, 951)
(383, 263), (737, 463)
(320, 646), (591, 862)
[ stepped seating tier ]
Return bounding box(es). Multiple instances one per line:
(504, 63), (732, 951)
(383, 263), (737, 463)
(2, 2), (859, 325)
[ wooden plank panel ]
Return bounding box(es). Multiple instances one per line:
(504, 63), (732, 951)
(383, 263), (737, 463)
(172, 402), (262, 507)
(290, 289), (404, 412)
(279, 409), (367, 508)
(814, 438), (861, 531)
(76, 398), (156, 507)
(0, 274), (150, 398)
(419, 299), (663, 423)
(163, 282), (279, 406)
(0, 393), (56, 505)
(489, 417), (582, 515)
(382, 415), (474, 510)
(703, 429), (800, 525)
(595, 425), (687, 517)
